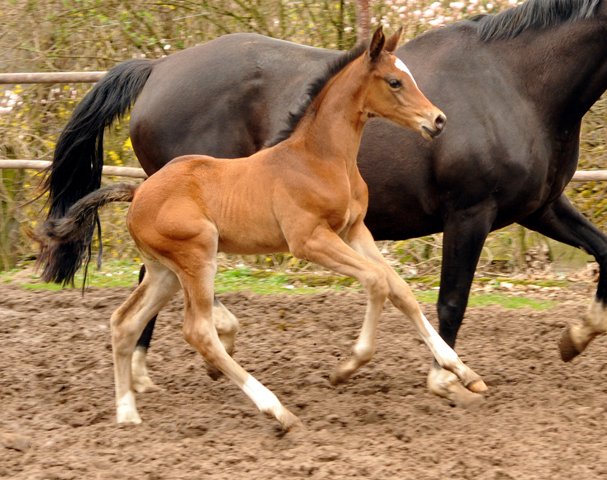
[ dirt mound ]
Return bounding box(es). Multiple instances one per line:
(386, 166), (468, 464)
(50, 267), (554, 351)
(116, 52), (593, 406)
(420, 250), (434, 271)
(1, 284), (607, 479)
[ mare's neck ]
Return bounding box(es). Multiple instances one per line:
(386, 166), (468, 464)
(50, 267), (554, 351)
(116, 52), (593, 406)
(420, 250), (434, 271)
(502, 15), (607, 131)
(292, 64), (369, 170)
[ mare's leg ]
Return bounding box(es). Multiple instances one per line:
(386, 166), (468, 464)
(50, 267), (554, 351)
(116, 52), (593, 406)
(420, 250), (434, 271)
(426, 207), (494, 405)
(132, 267), (241, 389)
(519, 194), (607, 361)
(346, 222), (486, 398)
(112, 260), (181, 423)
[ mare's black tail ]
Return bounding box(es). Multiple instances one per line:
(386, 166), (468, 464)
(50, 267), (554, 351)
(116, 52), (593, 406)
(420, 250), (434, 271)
(40, 59), (153, 284)
(35, 184), (138, 286)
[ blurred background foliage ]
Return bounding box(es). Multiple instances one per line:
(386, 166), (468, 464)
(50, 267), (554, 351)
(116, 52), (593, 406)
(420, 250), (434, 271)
(0, 0), (605, 278)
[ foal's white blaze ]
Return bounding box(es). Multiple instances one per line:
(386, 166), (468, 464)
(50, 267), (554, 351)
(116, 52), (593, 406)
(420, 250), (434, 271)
(242, 375), (283, 415)
(394, 58), (418, 87)
(116, 391), (142, 424)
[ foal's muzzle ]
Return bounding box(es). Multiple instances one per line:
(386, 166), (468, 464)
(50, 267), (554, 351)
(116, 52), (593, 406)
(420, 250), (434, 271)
(421, 113), (447, 140)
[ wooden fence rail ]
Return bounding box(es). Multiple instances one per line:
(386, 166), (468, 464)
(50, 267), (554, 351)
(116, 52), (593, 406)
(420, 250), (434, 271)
(0, 160), (606, 182)
(0, 72), (106, 84)
(0, 71), (605, 182)
(0, 160), (147, 179)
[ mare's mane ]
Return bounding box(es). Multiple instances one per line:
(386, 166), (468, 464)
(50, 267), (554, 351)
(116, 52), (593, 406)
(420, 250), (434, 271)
(471, 0), (601, 41)
(266, 42), (368, 147)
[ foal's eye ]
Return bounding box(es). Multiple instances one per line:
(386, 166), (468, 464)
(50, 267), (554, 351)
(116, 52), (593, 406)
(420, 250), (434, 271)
(388, 79), (402, 89)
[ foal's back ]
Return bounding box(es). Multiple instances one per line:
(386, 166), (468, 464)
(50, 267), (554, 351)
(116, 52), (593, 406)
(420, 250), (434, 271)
(128, 153), (289, 255)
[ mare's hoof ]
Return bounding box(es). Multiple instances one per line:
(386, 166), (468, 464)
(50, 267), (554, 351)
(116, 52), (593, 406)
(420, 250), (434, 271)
(467, 379), (488, 393)
(559, 326), (583, 362)
(205, 362), (224, 381)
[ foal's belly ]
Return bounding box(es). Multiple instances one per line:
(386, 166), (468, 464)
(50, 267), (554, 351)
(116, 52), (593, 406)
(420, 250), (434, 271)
(217, 234), (290, 255)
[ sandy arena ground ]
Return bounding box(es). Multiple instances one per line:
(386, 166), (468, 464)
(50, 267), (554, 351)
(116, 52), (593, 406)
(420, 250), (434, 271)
(2, 283), (607, 479)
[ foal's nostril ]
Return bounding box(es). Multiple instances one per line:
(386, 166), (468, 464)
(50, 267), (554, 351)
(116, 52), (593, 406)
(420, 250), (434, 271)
(434, 113), (446, 131)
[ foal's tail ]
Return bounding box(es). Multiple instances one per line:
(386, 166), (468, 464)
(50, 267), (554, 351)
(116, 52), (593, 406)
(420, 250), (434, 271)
(35, 184), (138, 287)
(39, 59), (153, 282)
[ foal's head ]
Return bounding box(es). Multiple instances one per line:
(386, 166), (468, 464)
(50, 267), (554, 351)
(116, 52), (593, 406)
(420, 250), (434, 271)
(361, 27), (446, 140)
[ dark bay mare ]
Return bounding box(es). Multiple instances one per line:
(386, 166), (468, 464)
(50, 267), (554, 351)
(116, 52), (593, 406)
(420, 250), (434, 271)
(42, 0), (607, 406)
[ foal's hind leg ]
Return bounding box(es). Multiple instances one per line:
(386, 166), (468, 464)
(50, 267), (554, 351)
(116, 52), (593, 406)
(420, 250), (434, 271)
(132, 266), (162, 393)
(346, 222), (486, 397)
(204, 298), (240, 380)
(176, 245), (301, 431)
(132, 295), (239, 387)
(112, 260), (181, 423)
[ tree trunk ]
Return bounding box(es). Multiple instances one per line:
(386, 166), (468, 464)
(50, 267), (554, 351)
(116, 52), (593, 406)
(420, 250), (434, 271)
(356, 0), (370, 43)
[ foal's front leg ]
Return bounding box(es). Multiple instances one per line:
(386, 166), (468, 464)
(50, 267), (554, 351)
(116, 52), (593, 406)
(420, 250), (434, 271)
(290, 226), (391, 383)
(347, 222), (487, 398)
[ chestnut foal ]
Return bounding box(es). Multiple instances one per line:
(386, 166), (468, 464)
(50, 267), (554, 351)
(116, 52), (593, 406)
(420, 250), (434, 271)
(38, 27), (486, 429)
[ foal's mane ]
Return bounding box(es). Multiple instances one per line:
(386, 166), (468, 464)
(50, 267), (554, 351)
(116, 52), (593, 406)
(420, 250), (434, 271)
(266, 42), (368, 147)
(471, 0), (602, 41)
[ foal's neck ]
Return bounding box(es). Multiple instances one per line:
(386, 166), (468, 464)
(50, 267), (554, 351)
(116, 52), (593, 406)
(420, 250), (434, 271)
(291, 62), (369, 170)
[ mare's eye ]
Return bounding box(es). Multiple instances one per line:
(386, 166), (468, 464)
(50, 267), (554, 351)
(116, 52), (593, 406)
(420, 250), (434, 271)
(388, 79), (402, 89)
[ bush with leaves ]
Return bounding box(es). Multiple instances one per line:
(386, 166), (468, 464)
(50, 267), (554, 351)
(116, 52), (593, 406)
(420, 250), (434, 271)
(0, 0), (605, 276)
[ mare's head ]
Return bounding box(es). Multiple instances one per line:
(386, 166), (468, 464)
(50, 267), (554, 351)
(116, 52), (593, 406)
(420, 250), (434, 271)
(361, 27), (446, 140)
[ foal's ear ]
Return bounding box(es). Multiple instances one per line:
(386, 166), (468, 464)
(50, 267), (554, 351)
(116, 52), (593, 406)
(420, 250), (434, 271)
(383, 26), (403, 53)
(368, 26), (385, 63)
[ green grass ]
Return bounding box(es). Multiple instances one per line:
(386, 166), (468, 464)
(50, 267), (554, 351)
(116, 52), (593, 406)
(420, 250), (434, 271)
(1, 260), (142, 289)
(414, 290), (556, 310)
(1, 260), (560, 310)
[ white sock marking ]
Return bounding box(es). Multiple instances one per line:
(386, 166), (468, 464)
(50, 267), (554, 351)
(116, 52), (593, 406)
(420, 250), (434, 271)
(394, 58), (418, 87)
(242, 375), (282, 415)
(116, 391), (141, 423)
(421, 313), (459, 366)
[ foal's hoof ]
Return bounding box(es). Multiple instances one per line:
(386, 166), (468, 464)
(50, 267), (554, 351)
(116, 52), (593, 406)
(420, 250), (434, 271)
(559, 326), (584, 362)
(329, 371), (348, 387)
(205, 361), (224, 381)
(431, 380), (484, 409)
(428, 367), (485, 409)
(329, 362), (356, 386)
(277, 409), (305, 432)
(467, 379), (488, 393)
(452, 390), (485, 410)
(132, 375), (164, 394)
(117, 411), (142, 424)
